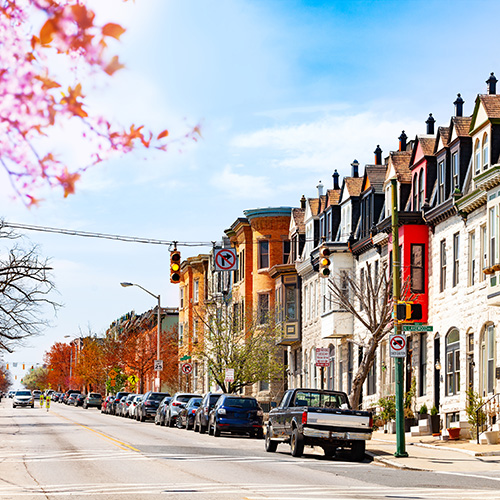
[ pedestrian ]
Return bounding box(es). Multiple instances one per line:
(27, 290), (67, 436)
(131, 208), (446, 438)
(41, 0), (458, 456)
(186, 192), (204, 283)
(46, 394), (50, 412)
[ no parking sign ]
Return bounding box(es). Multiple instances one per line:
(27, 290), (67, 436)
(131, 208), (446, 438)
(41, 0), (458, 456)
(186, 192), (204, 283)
(389, 334), (407, 358)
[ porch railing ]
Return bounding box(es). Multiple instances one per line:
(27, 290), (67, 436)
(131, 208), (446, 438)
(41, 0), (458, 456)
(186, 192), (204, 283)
(476, 393), (500, 444)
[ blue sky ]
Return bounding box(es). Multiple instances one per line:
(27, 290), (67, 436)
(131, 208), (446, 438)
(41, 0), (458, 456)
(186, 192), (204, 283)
(2, 0), (499, 385)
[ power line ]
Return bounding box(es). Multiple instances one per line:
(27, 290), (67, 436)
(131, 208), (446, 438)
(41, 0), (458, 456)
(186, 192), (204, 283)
(2, 221), (216, 248)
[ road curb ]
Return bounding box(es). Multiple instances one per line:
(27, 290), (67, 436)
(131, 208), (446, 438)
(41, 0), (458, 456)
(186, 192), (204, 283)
(366, 451), (431, 472)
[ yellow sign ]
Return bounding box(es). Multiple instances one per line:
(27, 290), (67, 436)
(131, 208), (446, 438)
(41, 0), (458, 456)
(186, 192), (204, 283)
(128, 375), (138, 384)
(110, 379), (116, 387)
(109, 370), (117, 379)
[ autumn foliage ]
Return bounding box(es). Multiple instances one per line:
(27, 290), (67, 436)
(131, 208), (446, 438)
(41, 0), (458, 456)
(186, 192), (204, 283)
(0, 0), (200, 205)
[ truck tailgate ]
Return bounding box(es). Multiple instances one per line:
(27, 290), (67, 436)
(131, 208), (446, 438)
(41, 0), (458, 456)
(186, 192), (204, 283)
(306, 409), (371, 430)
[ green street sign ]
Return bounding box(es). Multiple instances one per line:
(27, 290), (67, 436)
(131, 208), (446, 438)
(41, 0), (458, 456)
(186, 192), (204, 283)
(180, 355), (192, 361)
(402, 325), (433, 332)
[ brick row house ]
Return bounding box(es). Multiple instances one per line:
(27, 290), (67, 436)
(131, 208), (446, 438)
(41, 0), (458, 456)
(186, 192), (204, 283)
(177, 74), (500, 438)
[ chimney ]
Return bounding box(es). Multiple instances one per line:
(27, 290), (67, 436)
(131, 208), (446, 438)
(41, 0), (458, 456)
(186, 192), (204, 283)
(454, 93), (464, 117)
(487, 72), (498, 95)
(374, 145), (382, 165)
(351, 159), (359, 178)
(398, 131), (407, 151)
(426, 113), (435, 135)
(332, 170), (340, 190)
(317, 181), (324, 198)
(300, 195), (306, 210)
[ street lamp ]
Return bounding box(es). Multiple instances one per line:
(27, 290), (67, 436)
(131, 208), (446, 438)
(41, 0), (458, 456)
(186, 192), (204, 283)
(120, 282), (162, 391)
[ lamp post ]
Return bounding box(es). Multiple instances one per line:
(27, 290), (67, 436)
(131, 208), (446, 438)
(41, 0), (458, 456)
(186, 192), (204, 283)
(120, 282), (162, 391)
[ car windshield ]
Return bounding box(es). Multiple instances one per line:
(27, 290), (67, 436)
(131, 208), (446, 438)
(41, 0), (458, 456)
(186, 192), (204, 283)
(209, 395), (222, 404)
(224, 397), (257, 408)
(178, 394), (200, 403)
(188, 399), (202, 407)
(89, 393), (101, 398)
(293, 391), (348, 408)
(149, 393), (169, 401)
(16, 391), (31, 396)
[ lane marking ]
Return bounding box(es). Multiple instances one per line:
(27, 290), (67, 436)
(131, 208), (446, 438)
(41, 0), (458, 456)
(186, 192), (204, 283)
(52, 411), (140, 452)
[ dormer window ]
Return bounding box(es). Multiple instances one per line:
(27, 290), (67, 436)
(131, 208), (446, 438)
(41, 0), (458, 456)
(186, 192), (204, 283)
(475, 139), (481, 174)
(482, 133), (489, 170)
(413, 175), (418, 210)
(452, 151), (459, 190)
(438, 160), (445, 202)
(418, 171), (425, 210)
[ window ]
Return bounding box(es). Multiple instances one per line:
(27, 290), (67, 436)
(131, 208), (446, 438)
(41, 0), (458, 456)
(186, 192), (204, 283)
(338, 346), (343, 392)
(367, 354), (376, 396)
(193, 279), (199, 303)
(490, 206), (499, 266)
(259, 380), (270, 391)
(453, 233), (460, 287)
(452, 151), (459, 190)
(410, 244), (425, 293)
(258, 240), (269, 269)
(438, 160), (445, 202)
(285, 285), (296, 320)
(445, 329), (460, 396)
(475, 139), (481, 174)
(347, 343), (353, 394)
(180, 287), (184, 309)
(327, 211), (332, 241)
(328, 345), (335, 390)
(360, 268), (365, 311)
(481, 224), (488, 280)
(283, 240), (291, 264)
(468, 231), (476, 286)
(467, 332), (474, 391)
(419, 171), (425, 209)
(440, 240), (447, 292)
(240, 249), (245, 280)
(179, 323), (184, 346)
(483, 133), (489, 170)
(481, 325), (496, 396)
(258, 293), (269, 324)
(193, 320), (198, 344)
(413, 175), (418, 210)
(419, 333), (427, 397)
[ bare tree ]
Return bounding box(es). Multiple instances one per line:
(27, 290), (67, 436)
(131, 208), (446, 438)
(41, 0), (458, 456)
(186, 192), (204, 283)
(0, 223), (59, 352)
(193, 301), (285, 393)
(327, 261), (395, 409)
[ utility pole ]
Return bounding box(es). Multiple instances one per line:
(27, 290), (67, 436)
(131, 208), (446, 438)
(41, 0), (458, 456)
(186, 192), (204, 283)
(392, 179), (408, 457)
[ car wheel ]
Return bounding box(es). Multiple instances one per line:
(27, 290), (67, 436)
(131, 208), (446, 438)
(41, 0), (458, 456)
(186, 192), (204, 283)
(290, 428), (304, 457)
(155, 416), (160, 425)
(213, 421), (221, 437)
(350, 440), (366, 462)
(208, 422), (213, 436)
(168, 415), (175, 428)
(256, 428), (264, 439)
(199, 423), (207, 434)
(323, 446), (335, 458)
(265, 426), (278, 452)
(193, 419), (198, 432)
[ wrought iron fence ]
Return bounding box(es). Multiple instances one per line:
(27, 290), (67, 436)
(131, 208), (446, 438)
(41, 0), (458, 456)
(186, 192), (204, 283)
(476, 393), (499, 444)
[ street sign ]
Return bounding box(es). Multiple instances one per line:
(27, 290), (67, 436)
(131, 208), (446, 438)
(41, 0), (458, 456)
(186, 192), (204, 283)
(225, 368), (234, 382)
(109, 370), (117, 379)
(154, 360), (163, 371)
(180, 355), (192, 361)
(389, 334), (407, 358)
(214, 248), (237, 272)
(315, 347), (330, 367)
(181, 362), (193, 374)
(402, 325), (433, 332)
(110, 379), (116, 387)
(128, 375), (137, 385)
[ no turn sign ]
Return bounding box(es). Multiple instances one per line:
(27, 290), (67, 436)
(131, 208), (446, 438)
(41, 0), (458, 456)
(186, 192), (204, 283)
(389, 334), (407, 358)
(181, 362), (193, 374)
(214, 248), (237, 271)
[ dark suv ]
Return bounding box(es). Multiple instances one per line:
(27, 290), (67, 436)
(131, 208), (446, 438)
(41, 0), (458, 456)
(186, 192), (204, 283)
(136, 391), (170, 422)
(110, 392), (130, 415)
(194, 392), (223, 433)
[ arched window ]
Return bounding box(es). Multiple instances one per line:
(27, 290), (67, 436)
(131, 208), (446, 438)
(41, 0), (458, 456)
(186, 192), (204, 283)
(482, 133), (489, 170)
(475, 139), (481, 174)
(328, 344), (335, 390)
(480, 325), (496, 396)
(413, 175), (418, 210)
(445, 329), (460, 396)
(418, 171), (425, 210)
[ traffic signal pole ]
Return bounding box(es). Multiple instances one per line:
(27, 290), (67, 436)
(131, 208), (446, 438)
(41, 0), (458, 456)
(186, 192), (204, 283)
(391, 179), (408, 458)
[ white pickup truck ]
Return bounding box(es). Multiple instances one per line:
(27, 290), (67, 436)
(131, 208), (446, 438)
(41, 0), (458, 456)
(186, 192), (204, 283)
(265, 388), (373, 461)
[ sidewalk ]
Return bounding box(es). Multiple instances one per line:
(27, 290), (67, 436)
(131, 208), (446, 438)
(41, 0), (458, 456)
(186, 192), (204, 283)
(366, 430), (500, 472)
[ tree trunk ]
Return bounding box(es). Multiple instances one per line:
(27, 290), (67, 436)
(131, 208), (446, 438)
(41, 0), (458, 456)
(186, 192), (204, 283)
(349, 338), (378, 410)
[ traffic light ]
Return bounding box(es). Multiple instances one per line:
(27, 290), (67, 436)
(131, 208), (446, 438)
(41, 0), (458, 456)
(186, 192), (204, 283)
(395, 301), (423, 322)
(170, 250), (181, 284)
(319, 245), (331, 278)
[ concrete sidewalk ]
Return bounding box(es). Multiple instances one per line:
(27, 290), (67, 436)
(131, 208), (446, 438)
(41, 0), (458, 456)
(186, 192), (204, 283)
(366, 430), (500, 472)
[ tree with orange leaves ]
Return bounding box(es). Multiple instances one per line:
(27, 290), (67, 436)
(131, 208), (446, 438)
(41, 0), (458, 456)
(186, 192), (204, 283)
(44, 341), (72, 391)
(0, 1), (199, 205)
(75, 336), (106, 393)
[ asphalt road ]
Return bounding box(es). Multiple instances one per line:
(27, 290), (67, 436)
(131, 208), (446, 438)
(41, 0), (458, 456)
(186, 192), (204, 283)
(1, 398), (500, 500)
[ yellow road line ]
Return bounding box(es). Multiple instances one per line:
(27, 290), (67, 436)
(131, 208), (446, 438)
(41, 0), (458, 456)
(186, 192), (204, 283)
(53, 411), (140, 452)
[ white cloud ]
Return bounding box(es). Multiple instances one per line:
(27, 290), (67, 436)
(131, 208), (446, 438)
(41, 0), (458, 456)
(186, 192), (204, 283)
(232, 111), (423, 173)
(210, 165), (273, 200)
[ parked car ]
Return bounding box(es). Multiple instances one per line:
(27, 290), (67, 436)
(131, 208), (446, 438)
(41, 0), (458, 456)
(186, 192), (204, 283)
(73, 393), (85, 406)
(110, 392), (130, 415)
(194, 392), (223, 433)
(101, 395), (114, 413)
(177, 397), (202, 430)
(165, 392), (202, 427)
(32, 390), (42, 401)
(136, 391), (171, 422)
(51, 392), (61, 402)
(265, 388), (372, 461)
(67, 393), (79, 405)
(127, 394), (143, 419)
(118, 394), (135, 417)
(154, 396), (172, 425)
(83, 393), (102, 409)
(208, 395), (264, 438)
(63, 390), (81, 404)
(12, 390), (34, 408)
(8, 390), (15, 398)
